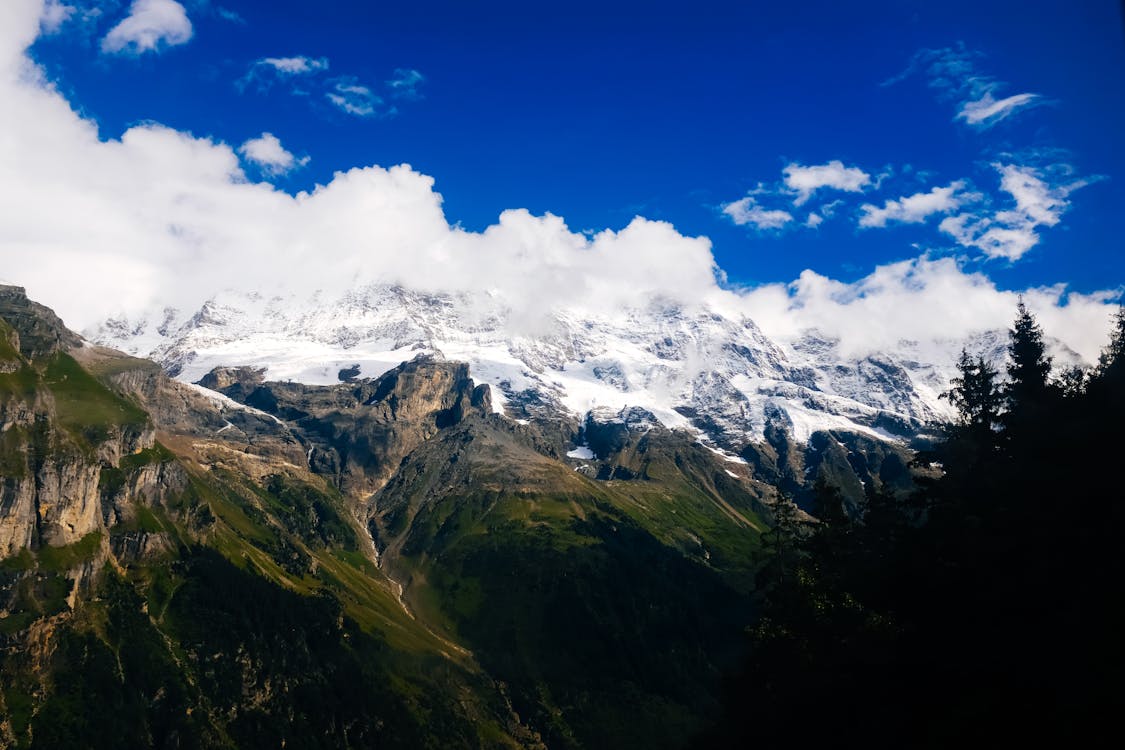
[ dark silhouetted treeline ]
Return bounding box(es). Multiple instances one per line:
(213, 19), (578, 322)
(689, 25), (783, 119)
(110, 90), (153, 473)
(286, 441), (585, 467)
(700, 303), (1125, 747)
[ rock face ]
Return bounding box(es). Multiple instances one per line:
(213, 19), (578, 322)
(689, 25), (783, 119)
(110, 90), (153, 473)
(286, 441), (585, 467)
(196, 364), (265, 395)
(0, 285), (82, 360)
(0, 286), (160, 556)
(202, 356), (494, 498)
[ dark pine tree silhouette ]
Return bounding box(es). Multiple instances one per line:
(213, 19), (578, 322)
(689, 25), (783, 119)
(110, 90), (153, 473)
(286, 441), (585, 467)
(699, 299), (1125, 750)
(1096, 305), (1125, 378)
(944, 347), (1002, 439)
(1004, 299), (1053, 415)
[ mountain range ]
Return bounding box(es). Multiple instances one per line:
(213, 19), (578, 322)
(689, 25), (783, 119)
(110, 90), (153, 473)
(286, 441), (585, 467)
(0, 282), (1065, 747)
(0, 283), (784, 747)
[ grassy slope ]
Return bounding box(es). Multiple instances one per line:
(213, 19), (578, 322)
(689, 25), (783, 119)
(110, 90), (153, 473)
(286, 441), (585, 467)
(0, 353), (527, 749)
(375, 420), (764, 750)
(2, 337), (772, 749)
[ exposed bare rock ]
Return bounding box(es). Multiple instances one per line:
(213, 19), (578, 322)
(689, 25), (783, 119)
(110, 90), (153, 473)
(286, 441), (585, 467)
(196, 365), (265, 395)
(0, 285), (82, 359)
(206, 356), (494, 498)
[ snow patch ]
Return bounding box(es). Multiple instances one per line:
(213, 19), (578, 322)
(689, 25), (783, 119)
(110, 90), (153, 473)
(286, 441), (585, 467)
(183, 382), (285, 425)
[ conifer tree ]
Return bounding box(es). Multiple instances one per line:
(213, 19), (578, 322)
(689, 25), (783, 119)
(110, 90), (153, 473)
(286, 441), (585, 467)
(944, 348), (1002, 436)
(1004, 300), (1052, 415)
(1057, 365), (1088, 399)
(1096, 305), (1125, 377)
(759, 491), (803, 591)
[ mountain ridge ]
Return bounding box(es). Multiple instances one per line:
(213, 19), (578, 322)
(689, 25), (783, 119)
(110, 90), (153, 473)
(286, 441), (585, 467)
(91, 283), (971, 454)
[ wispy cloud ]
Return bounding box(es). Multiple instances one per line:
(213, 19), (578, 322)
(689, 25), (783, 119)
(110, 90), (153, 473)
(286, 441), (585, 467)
(215, 7), (245, 25)
(238, 57), (416, 119)
(721, 197), (793, 230)
(387, 68), (425, 100)
(859, 181), (975, 228)
(258, 56), (329, 75)
(888, 45), (1043, 129)
(958, 91), (1040, 127)
(101, 0), (192, 56)
(238, 132), (309, 177)
(237, 55), (330, 92)
(326, 78), (393, 118)
(783, 160), (871, 205)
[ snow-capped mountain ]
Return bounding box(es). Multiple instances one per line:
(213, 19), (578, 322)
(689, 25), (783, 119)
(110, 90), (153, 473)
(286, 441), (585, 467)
(90, 284), (966, 451)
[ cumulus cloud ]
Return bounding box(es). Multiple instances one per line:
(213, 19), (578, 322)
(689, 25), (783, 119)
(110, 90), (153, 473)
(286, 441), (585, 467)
(722, 197), (793, 230)
(0, 0), (1115, 371)
(738, 256), (1117, 363)
(238, 133), (309, 176)
(859, 180), (973, 228)
(938, 164), (1087, 260)
(101, 0), (192, 55)
(889, 45), (1042, 129)
(38, 0), (74, 33)
(783, 160), (870, 205)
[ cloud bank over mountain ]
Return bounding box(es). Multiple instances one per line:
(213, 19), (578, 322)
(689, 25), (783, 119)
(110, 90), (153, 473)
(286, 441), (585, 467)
(0, 0), (1116, 364)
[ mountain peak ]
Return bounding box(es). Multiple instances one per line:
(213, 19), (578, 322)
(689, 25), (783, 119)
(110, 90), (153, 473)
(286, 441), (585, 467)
(0, 284), (83, 360)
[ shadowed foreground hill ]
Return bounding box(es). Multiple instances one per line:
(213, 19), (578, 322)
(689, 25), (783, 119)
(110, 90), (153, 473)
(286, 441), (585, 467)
(699, 304), (1125, 748)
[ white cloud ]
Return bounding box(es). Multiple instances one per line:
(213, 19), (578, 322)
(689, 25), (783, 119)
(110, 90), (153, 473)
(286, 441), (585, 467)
(938, 164), (1085, 260)
(722, 197), (793, 230)
(0, 4), (716, 331)
(958, 91), (1040, 128)
(890, 46), (1042, 130)
(818, 199), (845, 218)
(238, 133), (308, 176)
(0, 0), (1114, 372)
(805, 213), (823, 229)
(258, 56), (329, 75)
(783, 160), (870, 205)
(739, 256), (1116, 363)
(996, 163), (1069, 226)
(39, 0), (74, 33)
(859, 180), (970, 228)
(238, 55), (329, 92)
(240, 59), (415, 120)
(326, 78), (389, 118)
(101, 0), (192, 55)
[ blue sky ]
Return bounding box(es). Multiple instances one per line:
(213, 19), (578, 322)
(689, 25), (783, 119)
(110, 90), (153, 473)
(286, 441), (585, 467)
(26, 0), (1125, 296)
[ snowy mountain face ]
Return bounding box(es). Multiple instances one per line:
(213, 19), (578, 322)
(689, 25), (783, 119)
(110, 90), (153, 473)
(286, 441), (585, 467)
(90, 284), (962, 452)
